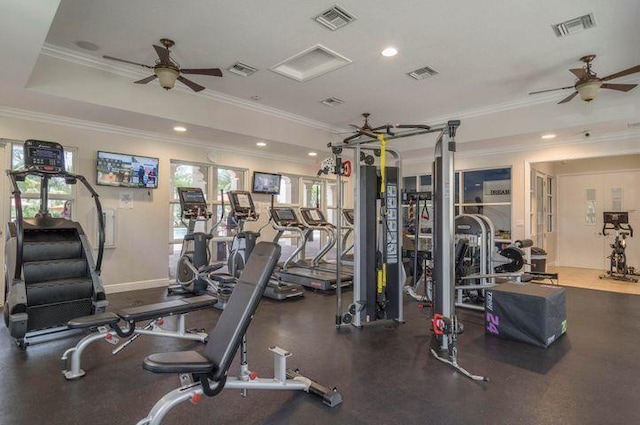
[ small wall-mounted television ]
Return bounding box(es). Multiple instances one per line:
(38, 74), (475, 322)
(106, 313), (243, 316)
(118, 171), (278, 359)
(252, 171), (281, 195)
(96, 151), (159, 189)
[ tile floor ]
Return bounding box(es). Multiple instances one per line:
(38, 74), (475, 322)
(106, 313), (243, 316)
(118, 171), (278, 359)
(547, 265), (640, 295)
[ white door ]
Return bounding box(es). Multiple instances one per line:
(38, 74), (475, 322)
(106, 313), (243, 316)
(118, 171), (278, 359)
(557, 174), (606, 269)
(558, 171), (640, 270)
(530, 172), (546, 250)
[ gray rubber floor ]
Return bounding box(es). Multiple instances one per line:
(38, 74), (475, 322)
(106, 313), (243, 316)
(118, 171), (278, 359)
(1, 284), (639, 425)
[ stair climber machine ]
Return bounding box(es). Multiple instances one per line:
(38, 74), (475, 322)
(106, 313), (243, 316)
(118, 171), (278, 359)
(4, 139), (108, 349)
(226, 190), (303, 300)
(270, 207), (352, 291)
(168, 187), (232, 309)
(297, 207), (354, 276)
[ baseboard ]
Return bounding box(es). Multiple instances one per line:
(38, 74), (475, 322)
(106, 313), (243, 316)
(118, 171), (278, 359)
(104, 278), (171, 294)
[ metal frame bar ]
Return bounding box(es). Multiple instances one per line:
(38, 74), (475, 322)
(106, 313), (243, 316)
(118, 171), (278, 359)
(136, 342), (341, 425)
(61, 314), (208, 380)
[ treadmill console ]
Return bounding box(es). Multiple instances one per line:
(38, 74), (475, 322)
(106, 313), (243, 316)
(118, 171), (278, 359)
(24, 139), (65, 173)
(228, 190), (258, 220)
(343, 209), (354, 226)
(177, 187), (211, 219)
(270, 207), (301, 227)
(300, 208), (329, 226)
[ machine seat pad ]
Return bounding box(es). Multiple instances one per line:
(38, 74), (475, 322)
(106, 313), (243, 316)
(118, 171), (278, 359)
(68, 312), (120, 329)
(118, 294), (217, 322)
(143, 350), (214, 374)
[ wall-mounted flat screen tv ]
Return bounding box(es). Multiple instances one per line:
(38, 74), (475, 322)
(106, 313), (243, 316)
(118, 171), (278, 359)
(252, 171), (281, 195)
(96, 151), (159, 188)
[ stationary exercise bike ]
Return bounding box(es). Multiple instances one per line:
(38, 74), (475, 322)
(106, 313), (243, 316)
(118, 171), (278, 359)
(600, 211), (637, 283)
(168, 187), (228, 297)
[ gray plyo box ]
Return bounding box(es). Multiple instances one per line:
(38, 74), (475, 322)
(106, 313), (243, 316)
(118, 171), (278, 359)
(485, 283), (567, 348)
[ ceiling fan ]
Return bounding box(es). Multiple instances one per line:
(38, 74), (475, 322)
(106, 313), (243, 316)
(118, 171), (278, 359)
(349, 113), (393, 138)
(529, 55), (640, 104)
(103, 38), (222, 92)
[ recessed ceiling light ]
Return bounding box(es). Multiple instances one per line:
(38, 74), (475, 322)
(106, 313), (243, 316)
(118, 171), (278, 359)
(308, 152), (318, 157)
(541, 134), (556, 139)
(381, 47), (398, 57)
(173, 126), (187, 132)
(256, 142), (267, 147)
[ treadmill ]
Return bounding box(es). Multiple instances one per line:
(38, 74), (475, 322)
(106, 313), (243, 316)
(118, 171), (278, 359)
(270, 207), (352, 291)
(298, 207), (354, 276)
(226, 191), (304, 300)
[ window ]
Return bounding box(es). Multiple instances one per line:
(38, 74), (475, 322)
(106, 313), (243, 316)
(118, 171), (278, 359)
(457, 167), (512, 240)
(546, 176), (553, 232)
(10, 142), (76, 220)
(585, 189), (596, 225)
(276, 174), (300, 205)
(215, 167), (244, 202)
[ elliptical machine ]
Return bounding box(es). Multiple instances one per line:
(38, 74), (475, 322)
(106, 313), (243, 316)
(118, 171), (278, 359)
(600, 211), (637, 283)
(227, 191), (304, 300)
(168, 187), (231, 301)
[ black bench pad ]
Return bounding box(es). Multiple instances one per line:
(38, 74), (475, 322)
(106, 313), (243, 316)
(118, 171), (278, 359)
(143, 350), (214, 374)
(68, 312), (120, 329)
(119, 294), (217, 322)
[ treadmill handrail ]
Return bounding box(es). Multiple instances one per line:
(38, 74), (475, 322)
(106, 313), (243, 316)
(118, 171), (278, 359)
(298, 208), (338, 267)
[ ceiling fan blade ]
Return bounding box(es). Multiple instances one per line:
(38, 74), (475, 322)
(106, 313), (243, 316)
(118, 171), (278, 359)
(348, 124), (379, 139)
(601, 83), (637, 92)
(134, 75), (158, 84)
(181, 68), (223, 77)
(103, 55), (153, 69)
(153, 44), (172, 64)
(601, 64), (640, 81)
(528, 85), (574, 95)
(569, 68), (587, 79)
(177, 75), (205, 92)
(558, 91), (578, 104)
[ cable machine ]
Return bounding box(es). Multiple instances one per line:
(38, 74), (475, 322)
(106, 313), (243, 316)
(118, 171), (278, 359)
(328, 117), (486, 381)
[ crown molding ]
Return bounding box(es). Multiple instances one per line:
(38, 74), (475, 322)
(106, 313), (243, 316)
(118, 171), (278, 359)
(40, 44), (345, 134)
(402, 128), (640, 165)
(0, 106), (318, 165)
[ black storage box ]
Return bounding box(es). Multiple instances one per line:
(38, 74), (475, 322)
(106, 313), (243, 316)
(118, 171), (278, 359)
(485, 283), (567, 348)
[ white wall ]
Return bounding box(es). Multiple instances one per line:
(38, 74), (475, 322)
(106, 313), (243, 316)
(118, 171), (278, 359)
(403, 136), (640, 266)
(1, 115), (322, 292)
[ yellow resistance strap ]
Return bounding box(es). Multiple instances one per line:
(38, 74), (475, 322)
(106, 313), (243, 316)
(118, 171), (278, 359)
(377, 134), (388, 294)
(377, 134), (387, 194)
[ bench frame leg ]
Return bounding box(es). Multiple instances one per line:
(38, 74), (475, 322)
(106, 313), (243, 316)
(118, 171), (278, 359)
(136, 344), (342, 425)
(61, 314), (209, 380)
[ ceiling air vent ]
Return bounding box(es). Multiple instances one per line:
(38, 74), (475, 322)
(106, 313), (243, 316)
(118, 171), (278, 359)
(552, 13), (596, 37)
(314, 5), (356, 31)
(408, 66), (439, 80)
(228, 62), (258, 77)
(321, 97), (344, 107)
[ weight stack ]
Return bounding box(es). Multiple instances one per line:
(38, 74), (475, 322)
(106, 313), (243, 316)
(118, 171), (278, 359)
(485, 283), (567, 348)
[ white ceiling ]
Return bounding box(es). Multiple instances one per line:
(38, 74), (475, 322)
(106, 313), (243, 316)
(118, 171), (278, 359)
(1, 0), (639, 161)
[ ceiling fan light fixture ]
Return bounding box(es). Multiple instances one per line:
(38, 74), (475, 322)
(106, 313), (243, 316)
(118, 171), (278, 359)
(576, 80), (602, 102)
(155, 67), (179, 90)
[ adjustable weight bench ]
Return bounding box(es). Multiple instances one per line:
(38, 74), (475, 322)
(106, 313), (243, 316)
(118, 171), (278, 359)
(136, 242), (342, 425)
(61, 294), (217, 380)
